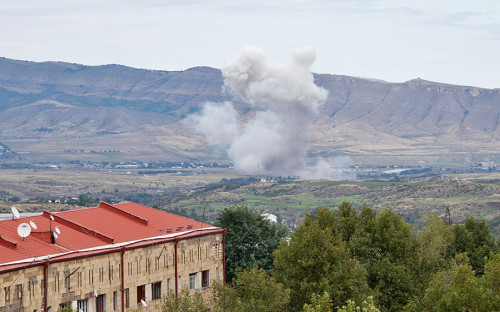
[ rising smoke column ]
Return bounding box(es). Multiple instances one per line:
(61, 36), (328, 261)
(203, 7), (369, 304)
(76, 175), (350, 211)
(191, 46), (329, 178)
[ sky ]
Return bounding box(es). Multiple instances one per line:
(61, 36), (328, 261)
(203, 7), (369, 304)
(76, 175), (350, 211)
(1, 0), (499, 88)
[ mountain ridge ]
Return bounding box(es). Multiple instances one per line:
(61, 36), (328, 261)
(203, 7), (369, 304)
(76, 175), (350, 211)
(0, 57), (499, 163)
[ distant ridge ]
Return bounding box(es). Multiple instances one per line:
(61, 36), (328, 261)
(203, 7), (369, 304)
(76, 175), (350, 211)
(0, 57), (499, 161)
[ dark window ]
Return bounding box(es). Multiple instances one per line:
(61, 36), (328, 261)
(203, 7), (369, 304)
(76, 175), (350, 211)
(113, 291), (118, 310)
(152, 282), (161, 300)
(124, 288), (129, 308)
(96, 294), (106, 312)
(202, 270), (210, 288)
(137, 285), (145, 304)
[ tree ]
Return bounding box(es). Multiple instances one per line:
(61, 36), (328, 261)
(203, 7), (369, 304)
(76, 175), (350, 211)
(351, 207), (420, 311)
(215, 205), (288, 282)
(336, 296), (380, 312)
(452, 217), (498, 275)
(416, 212), (455, 291)
(404, 255), (494, 312)
(57, 305), (74, 312)
(274, 207), (370, 311)
(161, 289), (210, 312)
(302, 292), (333, 312)
(212, 264), (290, 312)
(279, 202), (421, 311)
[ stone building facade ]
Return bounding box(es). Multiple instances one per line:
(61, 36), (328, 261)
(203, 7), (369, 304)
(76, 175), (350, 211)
(0, 202), (225, 311)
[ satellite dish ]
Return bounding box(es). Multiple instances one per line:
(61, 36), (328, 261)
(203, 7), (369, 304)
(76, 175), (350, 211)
(55, 226), (61, 235)
(50, 215), (54, 221)
(17, 223), (31, 238)
(11, 206), (20, 219)
(141, 299), (147, 307)
(29, 220), (37, 229)
(94, 288), (98, 297)
(53, 232), (58, 239)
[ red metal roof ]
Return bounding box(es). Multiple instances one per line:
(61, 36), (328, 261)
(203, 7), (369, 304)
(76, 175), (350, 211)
(0, 202), (220, 270)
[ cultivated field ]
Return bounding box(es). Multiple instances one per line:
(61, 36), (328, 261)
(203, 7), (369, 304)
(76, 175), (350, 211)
(2, 166), (500, 236)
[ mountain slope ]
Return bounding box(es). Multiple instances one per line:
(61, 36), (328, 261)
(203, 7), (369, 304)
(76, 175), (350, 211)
(0, 57), (499, 162)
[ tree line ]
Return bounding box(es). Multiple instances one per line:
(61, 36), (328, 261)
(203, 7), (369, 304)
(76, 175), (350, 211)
(161, 202), (500, 312)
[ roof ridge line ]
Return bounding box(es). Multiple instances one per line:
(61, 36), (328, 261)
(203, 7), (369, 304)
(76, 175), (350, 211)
(43, 210), (114, 244)
(99, 201), (149, 225)
(0, 235), (17, 249)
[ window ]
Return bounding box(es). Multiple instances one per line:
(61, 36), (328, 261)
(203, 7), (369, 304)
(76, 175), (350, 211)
(137, 285), (145, 304)
(15, 284), (23, 299)
(167, 278), (171, 294)
(77, 299), (88, 312)
(202, 270), (210, 288)
(216, 267), (220, 282)
(189, 273), (197, 290)
(59, 303), (71, 311)
(124, 288), (130, 308)
(96, 294), (106, 312)
(113, 291), (118, 311)
(178, 276), (182, 291)
(152, 282), (161, 300)
(4, 286), (10, 302)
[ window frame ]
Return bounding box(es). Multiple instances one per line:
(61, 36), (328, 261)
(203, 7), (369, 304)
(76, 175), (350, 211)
(137, 285), (146, 304)
(124, 288), (130, 308)
(152, 281), (162, 300)
(189, 273), (197, 290)
(202, 269), (210, 288)
(96, 294), (106, 312)
(77, 299), (89, 312)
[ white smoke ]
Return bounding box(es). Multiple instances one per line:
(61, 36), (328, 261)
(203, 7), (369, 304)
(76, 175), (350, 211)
(189, 101), (239, 144)
(192, 46), (338, 179)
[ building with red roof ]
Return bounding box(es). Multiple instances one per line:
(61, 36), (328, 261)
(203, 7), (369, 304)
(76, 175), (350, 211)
(0, 201), (226, 311)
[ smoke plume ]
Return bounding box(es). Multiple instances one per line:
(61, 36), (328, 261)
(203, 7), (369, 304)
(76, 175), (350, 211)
(191, 46), (333, 178)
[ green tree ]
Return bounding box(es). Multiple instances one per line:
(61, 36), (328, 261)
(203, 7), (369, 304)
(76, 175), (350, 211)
(57, 305), (74, 312)
(274, 207), (370, 311)
(452, 217), (498, 275)
(274, 203), (425, 311)
(405, 255), (494, 312)
(212, 264), (290, 312)
(161, 288), (210, 312)
(302, 292), (333, 312)
(415, 211), (455, 291)
(336, 296), (380, 312)
(353, 208), (420, 311)
(215, 205), (288, 282)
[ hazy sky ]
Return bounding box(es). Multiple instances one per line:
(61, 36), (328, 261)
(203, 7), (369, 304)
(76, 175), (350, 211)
(1, 0), (499, 88)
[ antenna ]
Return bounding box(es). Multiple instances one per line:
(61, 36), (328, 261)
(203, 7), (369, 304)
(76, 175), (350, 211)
(50, 215), (54, 221)
(55, 226), (61, 235)
(29, 219), (37, 229)
(17, 223), (31, 240)
(141, 299), (147, 307)
(444, 207), (452, 225)
(11, 206), (20, 219)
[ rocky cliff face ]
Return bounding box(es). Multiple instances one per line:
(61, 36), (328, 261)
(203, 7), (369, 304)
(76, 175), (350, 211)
(0, 57), (498, 161)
